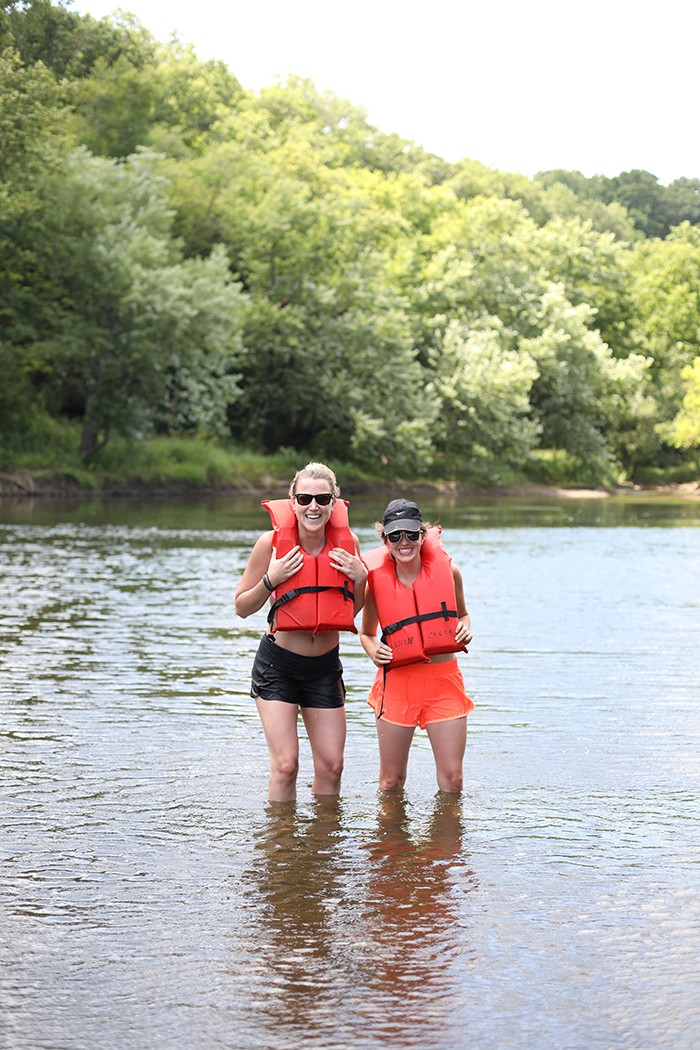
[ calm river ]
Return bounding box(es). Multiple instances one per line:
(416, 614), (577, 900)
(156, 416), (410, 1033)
(1, 492), (699, 1050)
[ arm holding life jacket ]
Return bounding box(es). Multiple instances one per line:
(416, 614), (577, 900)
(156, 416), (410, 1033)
(360, 585), (393, 668)
(234, 531), (304, 619)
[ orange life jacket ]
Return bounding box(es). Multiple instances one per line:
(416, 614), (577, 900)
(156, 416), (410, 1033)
(262, 498), (357, 634)
(363, 527), (465, 666)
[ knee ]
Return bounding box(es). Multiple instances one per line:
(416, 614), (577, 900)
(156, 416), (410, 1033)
(439, 769), (463, 793)
(318, 754), (344, 782)
(273, 753), (299, 783)
(379, 771), (406, 792)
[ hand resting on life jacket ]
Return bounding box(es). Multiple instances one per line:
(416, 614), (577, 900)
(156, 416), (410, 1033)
(328, 547), (368, 586)
(371, 613), (472, 667)
(267, 543), (304, 588)
(267, 544), (367, 589)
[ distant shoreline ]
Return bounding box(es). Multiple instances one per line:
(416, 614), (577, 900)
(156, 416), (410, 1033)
(1, 470), (698, 501)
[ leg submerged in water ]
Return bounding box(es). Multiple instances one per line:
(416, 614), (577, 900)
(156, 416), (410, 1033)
(426, 716), (467, 793)
(255, 697), (301, 802)
(375, 719), (415, 792)
(301, 706), (346, 796)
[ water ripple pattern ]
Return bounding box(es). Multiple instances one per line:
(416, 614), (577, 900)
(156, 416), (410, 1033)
(1, 504), (699, 1050)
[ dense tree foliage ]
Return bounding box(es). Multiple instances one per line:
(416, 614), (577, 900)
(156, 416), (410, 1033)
(1, 0), (698, 482)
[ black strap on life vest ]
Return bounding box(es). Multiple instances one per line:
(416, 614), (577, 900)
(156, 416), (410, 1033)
(267, 580), (354, 625)
(376, 602), (458, 719)
(380, 601), (457, 644)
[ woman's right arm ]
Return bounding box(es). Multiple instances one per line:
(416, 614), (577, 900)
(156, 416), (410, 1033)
(359, 588), (393, 667)
(234, 533), (276, 619)
(234, 532), (305, 618)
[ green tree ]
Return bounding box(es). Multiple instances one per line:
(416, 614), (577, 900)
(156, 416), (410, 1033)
(532, 216), (635, 354)
(35, 148), (247, 462)
(601, 170), (670, 239)
(167, 111), (438, 469)
(506, 282), (657, 478)
(0, 46), (69, 425)
(417, 195), (542, 334)
(2, 0), (152, 78)
(429, 317), (540, 480)
(627, 223), (700, 413)
(149, 40), (244, 155)
(250, 76), (428, 175)
(536, 169), (700, 240)
(663, 358), (700, 449)
(664, 178), (700, 229)
(68, 54), (160, 157)
(0, 45), (66, 191)
(537, 180), (639, 242)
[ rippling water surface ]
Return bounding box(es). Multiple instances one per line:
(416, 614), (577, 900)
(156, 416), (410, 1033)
(1, 495), (699, 1050)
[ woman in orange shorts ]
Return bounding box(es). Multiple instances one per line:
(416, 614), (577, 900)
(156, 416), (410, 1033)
(360, 498), (473, 793)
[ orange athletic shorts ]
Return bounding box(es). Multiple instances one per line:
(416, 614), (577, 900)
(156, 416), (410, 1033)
(367, 658), (474, 729)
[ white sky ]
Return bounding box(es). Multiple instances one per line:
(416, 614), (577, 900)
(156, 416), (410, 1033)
(73, 0), (698, 185)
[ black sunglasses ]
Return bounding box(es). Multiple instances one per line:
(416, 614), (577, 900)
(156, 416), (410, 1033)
(294, 492), (334, 506)
(386, 529), (421, 543)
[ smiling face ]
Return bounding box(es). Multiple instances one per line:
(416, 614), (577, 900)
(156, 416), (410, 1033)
(292, 475), (335, 540)
(384, 527), (425, 568)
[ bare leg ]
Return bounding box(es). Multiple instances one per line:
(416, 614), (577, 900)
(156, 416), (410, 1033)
(255, 697), (300, 802)
(375, 719), (415, 791)
(425, 716), (467, 793)
(301, 706), (346, 795)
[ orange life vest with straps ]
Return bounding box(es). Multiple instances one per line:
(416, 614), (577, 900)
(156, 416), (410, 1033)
(262, 498), (358, 634)
(363, 527), (465, 666)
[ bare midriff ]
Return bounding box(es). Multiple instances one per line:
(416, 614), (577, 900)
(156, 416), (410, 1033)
(267, 627), (341, 657)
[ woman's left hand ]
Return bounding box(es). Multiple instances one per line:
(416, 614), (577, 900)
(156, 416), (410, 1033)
(329, 548), (367, 584)
(455, 618), (472, 646)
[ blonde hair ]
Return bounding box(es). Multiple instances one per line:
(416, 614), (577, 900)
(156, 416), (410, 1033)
(289, 462), (340, 498)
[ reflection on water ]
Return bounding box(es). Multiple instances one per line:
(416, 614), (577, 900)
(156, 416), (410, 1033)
(1, 499), (699, 1049)
(360, 792), (477, 1044)
(237, 793), (477, 1049)
(243, 798), (349, 1042)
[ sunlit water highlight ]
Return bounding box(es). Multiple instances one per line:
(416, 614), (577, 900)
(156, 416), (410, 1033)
(1, 496), (699, 1049)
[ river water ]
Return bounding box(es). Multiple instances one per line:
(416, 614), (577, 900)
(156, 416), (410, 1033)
(1, 493), (699, 1050)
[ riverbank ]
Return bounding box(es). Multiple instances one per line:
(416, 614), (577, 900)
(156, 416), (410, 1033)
(1, 468), (698, 501)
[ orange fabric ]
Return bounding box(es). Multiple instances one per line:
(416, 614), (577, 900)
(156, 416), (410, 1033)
(367, 658), (474, 729)
(262, 498), (357, 633)
(363, 528), (465, 666)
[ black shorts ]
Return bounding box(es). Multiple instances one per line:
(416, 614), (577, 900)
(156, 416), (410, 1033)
(250, 634), (346, 709)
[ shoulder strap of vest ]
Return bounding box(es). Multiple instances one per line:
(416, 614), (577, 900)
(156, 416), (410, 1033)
(362, 544), (389, 571)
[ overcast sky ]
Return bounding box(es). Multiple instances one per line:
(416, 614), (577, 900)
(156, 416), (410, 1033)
(73, 0), (698, 185)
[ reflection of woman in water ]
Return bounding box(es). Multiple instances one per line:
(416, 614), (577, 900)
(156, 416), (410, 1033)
(240, 795), (477, 1047)
(365, 791), (472, 925)
(243, 799), (349, 1040)
(361, 792), (477, 1038)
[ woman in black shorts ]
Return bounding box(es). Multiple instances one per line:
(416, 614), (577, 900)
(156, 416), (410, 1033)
(235, 463), (366, 801)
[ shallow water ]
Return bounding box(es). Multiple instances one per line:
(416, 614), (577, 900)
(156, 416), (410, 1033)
(1, 496), (699, 1049)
